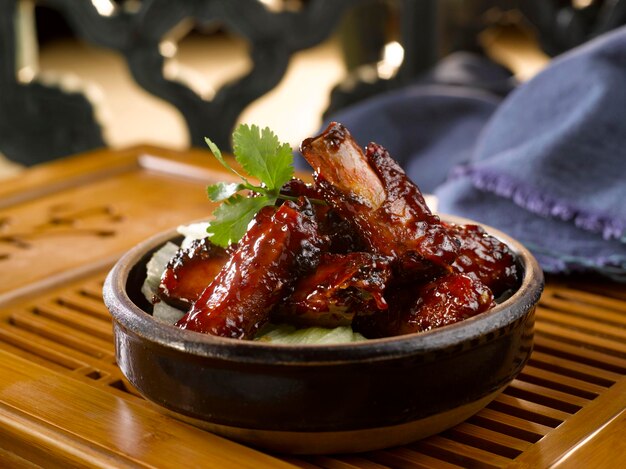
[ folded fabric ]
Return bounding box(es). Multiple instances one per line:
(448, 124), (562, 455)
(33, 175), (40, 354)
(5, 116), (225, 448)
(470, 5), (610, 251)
(321, 28), (626, 280)
(437, 179), (626, 280)
(296, 52), (513, 193)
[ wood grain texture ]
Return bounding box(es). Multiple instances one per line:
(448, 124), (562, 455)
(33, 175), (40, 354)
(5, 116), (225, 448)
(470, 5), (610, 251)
(0, 146), (236, 301)
(510, 378), (626, 468)
(0, 349), (293, 468)
(551, 408), (626, 468)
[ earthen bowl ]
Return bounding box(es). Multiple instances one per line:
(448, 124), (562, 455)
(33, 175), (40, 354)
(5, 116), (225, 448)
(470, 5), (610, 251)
(103, 215), (543, 454)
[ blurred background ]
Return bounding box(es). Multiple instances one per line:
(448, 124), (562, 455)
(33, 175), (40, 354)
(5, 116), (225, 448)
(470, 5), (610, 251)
(1, 0), (624, 178)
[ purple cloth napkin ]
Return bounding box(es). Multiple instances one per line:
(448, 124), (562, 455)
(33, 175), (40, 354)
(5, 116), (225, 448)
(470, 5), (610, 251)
(319, 28), (626, 280)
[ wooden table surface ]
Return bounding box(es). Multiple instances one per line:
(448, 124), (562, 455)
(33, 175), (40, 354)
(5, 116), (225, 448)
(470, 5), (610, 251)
(0, 146), (624, 468)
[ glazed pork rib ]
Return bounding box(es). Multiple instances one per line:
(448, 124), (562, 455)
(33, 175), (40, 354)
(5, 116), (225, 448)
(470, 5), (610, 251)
(445, 222), (520, 298)
(163, 123), (520, 340)
(280, 178), (366, 254)
(301, 123), (459, 277)
(175, 200), (322, 339)
(158, 238), (231, 310)
(273, 252), (392, 328)
(299, 124), (386, 211)
(369, 273), (495, 337)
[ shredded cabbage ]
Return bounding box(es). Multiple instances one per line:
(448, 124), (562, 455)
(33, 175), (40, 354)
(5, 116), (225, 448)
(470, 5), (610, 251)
(152, 301), (185, 324)
(141, 241), (179, 301)
(141, 242), (186, 323)
(255, 323), (366, 344)
(177, 222), (211, 249)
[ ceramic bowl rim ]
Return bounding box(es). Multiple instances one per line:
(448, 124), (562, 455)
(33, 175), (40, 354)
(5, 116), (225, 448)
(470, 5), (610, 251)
(103, 214), (544, 365)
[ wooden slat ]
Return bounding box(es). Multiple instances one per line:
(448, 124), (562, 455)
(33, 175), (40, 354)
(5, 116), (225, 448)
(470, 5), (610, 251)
(0, 350), (294, 469)
(541, 295), (626, 326)
(544, 282), (626, 303)
(78, 282), (106, 299)
(551, 408), (626, 468)
(102, 376), (146, 400)
(533, 335), (626, 374)
(0, 326), (87, 371)
(8, 311), (114, 359)
(310, 455), (391, 469)
(537, 307), (626, 341)
(0, 338), (75, 376)
(31, 303), (113, 341)
(0, 403), (137, 469)
(413, 435), (513, 468)
(0, 320), (125, 383)
(518, 365), (607, 398)
(528, 351), (620, 386)
(505, 379), (590, 412)
(0, 447), (40, 469)
(546, 282), (626, 304)
(367, 447), (463, 469)
(445, 422), (532, 458)
(55, 292), (112, 321)
(511, 377), (626, 467)
(72, 366), (111, 382)
(535, 320), (626, 356)
(471, 408), (553, 442)
(280, 457), (323, 469)
(490, 394), (570, 427)
(574, 284), (626, 301)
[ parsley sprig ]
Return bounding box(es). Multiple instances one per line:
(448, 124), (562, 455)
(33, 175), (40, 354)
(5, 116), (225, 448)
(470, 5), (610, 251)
(204, 124), (297, 247)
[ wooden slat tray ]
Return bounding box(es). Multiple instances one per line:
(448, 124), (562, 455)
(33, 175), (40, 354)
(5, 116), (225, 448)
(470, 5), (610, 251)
(1, 273), (624, 467)
(1, 147), (624, 467)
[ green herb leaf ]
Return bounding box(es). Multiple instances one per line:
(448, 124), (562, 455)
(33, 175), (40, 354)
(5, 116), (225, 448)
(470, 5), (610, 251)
(232, 124), (294, 190)
(203, 124), (312, 247)
(206, 194), (274, 247)
(207, 182), (246, 202)
(204, 137), (249, 183)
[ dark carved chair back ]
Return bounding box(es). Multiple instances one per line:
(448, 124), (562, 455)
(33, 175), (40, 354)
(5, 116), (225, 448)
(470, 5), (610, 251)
(1, 0), (625, 166)
(1, 0), (362, 165)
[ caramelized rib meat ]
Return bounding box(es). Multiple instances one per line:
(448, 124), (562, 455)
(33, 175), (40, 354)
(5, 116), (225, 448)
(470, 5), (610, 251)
(280, 178), (324, 201)
(175, 201), (323, 338)
(357, 273), (495, 337)
(445, 223), (520, 297)
(166, 123), (518, 340)
(281, 178), (364, 253)
(273, 252), (391, 328)
(158, 238), (231, 310)
(396, 273), (495, 334)
(301, 123), (458, 276)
